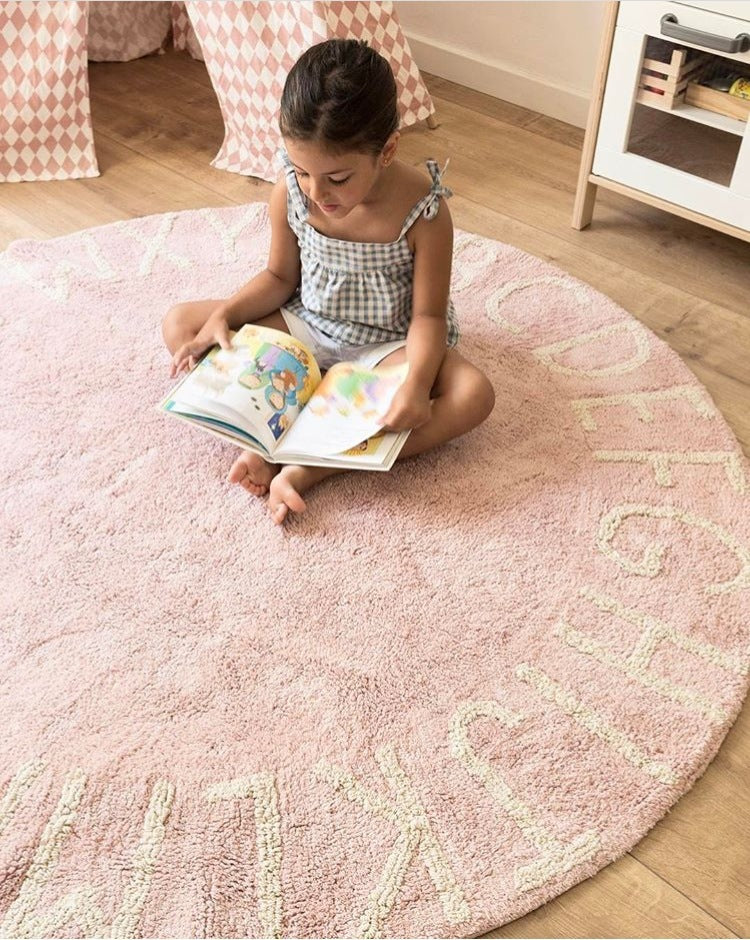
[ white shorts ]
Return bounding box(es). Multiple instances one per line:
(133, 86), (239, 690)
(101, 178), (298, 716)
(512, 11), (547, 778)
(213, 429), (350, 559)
(280, 308), (406, 371)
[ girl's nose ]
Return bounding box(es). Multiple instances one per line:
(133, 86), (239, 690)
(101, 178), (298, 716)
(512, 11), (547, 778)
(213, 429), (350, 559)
(309, 181), (328, 204)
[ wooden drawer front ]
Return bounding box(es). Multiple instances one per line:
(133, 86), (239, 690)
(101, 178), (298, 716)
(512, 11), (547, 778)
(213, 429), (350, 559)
(617, 1), (750, 66)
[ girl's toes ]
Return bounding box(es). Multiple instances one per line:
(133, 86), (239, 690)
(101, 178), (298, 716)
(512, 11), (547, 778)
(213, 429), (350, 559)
(271, 502), (289, 525)
(267, 490), (289, 524)
(228, 453), (276, 494)
(268, 473), (307, 524)
(227, 456), (249, 484)
(271, 475), (307, 514)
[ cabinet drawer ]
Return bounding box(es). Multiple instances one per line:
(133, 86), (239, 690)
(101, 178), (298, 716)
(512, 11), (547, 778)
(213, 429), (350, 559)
(617, 1), (750, 66)
(673, 2), (750, 18)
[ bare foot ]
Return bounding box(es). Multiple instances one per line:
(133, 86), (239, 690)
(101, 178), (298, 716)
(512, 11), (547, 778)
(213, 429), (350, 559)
(227, 451), (279, 497)
(268, 465), (343, 525)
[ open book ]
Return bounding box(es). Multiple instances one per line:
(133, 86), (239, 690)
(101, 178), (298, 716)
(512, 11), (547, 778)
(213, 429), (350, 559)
(157, 323), (411, 470)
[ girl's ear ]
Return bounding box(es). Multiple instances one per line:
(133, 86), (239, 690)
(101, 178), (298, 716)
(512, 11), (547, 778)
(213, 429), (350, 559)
(381, 131), (400, 166)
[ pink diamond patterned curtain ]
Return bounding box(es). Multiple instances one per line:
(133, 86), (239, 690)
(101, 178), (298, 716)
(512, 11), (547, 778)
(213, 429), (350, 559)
(1, 1), (435, 184)
(0, 1), (98, 183)
(184, 1), (436, 181)
(87, 2), (172, 62)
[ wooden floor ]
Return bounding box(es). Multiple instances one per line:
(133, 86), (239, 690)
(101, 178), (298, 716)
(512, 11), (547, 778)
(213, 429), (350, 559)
(2, 49), (749, 939)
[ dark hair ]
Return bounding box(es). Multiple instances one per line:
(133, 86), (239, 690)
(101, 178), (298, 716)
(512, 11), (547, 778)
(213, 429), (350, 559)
(279, 39), (399, 156)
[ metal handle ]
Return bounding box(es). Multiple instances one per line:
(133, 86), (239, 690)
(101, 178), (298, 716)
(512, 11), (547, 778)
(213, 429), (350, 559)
(660, 13), (750, 53)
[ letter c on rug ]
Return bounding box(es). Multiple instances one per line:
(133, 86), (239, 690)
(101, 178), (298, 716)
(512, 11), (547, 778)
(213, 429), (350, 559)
(533, 321), (650, 377)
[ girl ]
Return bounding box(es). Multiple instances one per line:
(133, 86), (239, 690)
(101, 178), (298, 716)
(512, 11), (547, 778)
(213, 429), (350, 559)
(162, 38), (495, 525)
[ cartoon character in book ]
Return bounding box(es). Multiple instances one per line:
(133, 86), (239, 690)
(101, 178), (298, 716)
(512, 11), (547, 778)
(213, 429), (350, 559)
(255, 369), (295, 410)
(239, 343), (308, 406)
(270, 338), (315, 397)
(265, 373), (300, 439)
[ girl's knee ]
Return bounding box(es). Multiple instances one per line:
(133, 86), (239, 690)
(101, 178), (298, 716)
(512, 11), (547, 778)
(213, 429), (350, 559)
(454, 367), (494, 427)
(161, 303), (191, 345)
(474, 370), (495, 422)
(446, 363), (494, 429)
(162, 298), (223, 346)
(163, 302), (187, 328)
(162, 303), (178, 331)
(440, 355), (495, 427)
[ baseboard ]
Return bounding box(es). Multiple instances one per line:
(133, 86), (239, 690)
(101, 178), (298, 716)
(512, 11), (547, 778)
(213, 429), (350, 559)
(404, 30), (591, 128)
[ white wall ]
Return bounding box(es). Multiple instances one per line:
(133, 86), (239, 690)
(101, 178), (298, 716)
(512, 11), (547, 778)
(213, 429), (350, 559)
(395, 1), (608, 127)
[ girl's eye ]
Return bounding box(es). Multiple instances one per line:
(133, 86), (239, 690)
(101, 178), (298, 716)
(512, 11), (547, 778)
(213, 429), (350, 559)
(294, 170), (350, 185)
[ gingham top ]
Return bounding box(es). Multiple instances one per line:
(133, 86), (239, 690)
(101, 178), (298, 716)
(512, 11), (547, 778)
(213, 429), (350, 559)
(278, 149), (460, 347)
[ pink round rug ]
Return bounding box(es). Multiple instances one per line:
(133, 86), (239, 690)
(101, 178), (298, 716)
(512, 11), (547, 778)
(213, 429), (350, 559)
(2, 203), (749, 939)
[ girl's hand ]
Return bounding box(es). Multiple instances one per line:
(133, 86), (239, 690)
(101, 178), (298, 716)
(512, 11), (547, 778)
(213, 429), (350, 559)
(170, 312), (233, 378)
(378, 383), (432, 432)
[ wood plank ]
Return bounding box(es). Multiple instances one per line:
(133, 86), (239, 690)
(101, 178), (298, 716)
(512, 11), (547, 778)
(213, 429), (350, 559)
(480, 852), (738, 939)
(86, 56), (271, 203)
(420, 72), (542, 132)
(629, 704), (750, 938)
(422, 70), (586, 150)
(593, 177), (750, 242)
(145, 44), (217, 88)
(0, 133), (241, 243)
(0, 205), (55, 246)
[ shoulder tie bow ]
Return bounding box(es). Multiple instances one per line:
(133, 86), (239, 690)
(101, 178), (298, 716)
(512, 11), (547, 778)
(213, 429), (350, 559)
(422, 158), (453, 220)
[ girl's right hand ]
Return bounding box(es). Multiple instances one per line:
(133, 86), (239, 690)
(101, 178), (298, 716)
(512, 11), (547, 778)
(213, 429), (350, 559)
(170, 312), (234, 378)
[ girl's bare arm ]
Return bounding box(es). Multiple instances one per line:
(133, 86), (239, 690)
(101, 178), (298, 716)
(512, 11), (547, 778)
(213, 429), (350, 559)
(404, 198), (453, 392)
(220, 178), (302, 330)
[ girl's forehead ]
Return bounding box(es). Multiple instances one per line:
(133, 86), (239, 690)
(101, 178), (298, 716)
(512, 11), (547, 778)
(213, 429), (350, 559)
(284, 139), (372, 173)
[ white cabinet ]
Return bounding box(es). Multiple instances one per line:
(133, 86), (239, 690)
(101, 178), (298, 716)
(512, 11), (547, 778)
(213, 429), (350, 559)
(574, 1), (750, 240)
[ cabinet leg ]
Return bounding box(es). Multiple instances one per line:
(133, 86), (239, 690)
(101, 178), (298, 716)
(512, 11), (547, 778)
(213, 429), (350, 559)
(572, 180), (598, 230)
(426, 113), (439, 130)
(571, 1), (618, 231)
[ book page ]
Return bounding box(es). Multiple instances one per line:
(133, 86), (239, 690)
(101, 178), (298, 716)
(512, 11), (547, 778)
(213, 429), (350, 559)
(276, 427), (410, 470)
(276, 360), (409, 458)
(168, 324), (321, 454)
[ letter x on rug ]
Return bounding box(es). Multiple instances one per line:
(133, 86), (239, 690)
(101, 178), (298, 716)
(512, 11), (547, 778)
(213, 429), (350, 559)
(1, 203), (749, 938)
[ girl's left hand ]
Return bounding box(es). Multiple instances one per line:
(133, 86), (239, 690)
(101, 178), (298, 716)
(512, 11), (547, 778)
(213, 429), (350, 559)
(378, 384), (432, 432)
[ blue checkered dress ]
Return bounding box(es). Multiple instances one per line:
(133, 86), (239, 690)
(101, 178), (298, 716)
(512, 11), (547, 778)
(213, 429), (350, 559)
(278, 149), (460, 348)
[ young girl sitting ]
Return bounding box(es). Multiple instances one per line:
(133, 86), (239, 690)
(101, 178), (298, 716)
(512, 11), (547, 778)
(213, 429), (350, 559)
(162, 38), (495, 524)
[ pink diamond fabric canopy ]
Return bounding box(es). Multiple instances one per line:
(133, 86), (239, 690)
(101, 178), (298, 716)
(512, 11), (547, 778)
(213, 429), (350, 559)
(87, 1), (173, 62)
(185, 1), (436, 181)
(0, 1), (435, 184)
(0, 1), (98, 183)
